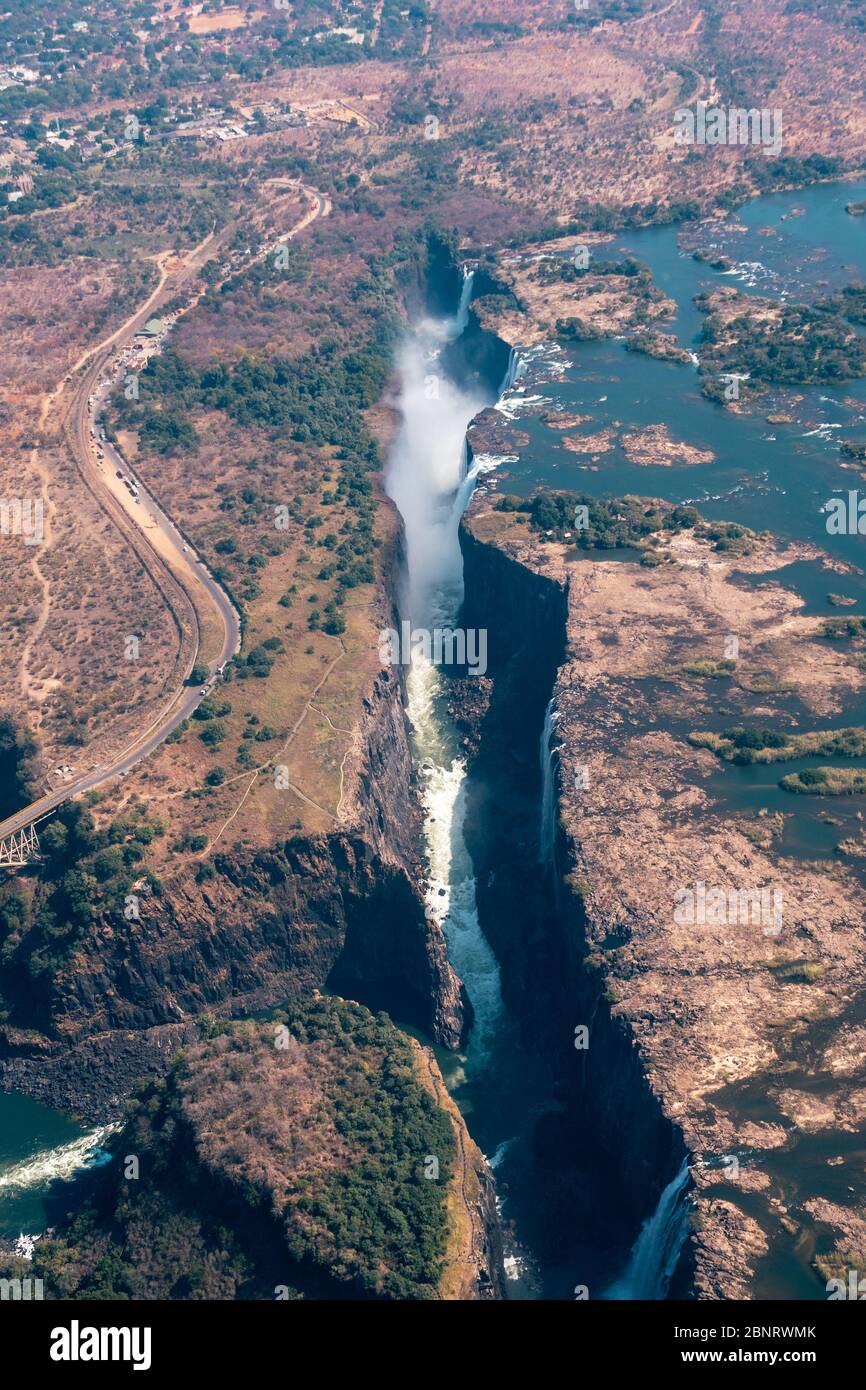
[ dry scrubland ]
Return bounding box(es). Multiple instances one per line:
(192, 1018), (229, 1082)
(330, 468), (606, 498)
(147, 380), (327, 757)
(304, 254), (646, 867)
(432, 0), (866, 218)
(0, 258), (182, 768)
(97, 197), (409, 861)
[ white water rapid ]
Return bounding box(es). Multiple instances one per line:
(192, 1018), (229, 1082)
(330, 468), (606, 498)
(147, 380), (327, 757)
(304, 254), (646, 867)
(0, 1125), (116, 1196)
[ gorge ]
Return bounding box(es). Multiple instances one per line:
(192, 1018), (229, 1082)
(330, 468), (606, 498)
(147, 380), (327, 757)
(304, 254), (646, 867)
(6, 183), (866, 1299)
(384, 255), (687, 1298)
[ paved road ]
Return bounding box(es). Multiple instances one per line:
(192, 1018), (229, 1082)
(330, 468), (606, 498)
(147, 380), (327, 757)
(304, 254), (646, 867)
(0, 184), (327, 846)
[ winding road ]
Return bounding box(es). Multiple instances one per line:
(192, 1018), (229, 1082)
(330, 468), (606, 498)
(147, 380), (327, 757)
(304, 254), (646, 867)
(0, 183), (329, 849)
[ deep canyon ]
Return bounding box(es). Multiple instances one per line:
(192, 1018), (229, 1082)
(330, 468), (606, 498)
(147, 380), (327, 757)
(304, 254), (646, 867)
(7, 201), (866, 1299)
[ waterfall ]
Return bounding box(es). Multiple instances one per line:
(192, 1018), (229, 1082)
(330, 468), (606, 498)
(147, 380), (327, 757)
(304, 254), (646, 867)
(454, 267), (475, 335)
(499, 345), (523, 396)
(451, 436), (488, 523)
(538, 700), (561, 864)
(386, 285), (504, 1061)
(606, 1159), (691, 1300)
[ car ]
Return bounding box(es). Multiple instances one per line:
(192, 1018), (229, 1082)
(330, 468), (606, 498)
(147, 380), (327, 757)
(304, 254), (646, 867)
(116, 470), (124, 479)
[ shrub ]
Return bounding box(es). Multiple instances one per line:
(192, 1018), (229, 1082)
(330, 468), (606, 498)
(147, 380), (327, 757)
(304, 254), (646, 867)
(199, 721), (227, 747)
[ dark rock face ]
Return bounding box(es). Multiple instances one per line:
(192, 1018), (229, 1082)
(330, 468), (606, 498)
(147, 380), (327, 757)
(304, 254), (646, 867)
(442, 306), (512, 398)
(553, 871), (692, 1288)
(49, 837), (460, 1040)
(454, 523), (570, 1032)
(0, 1022), (197, 1122)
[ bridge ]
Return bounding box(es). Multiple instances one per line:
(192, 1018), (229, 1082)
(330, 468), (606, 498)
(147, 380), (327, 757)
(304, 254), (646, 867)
(0, 824), (41, 869)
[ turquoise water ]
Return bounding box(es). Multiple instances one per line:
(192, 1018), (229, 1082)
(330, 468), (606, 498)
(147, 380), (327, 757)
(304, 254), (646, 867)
(616, 177), (866, 343)
(497, 178), (866, 549)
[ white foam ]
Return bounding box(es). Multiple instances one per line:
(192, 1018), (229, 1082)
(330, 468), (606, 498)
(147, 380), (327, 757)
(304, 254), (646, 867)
(0, 1125), (117, 1194)
(503, 1254), (522, 1281)
(606, 1158), (690, 1300)
(408, 658), (503, 1063)
(539, 701), (562, 864)
(488, 1137), (514, 1169)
